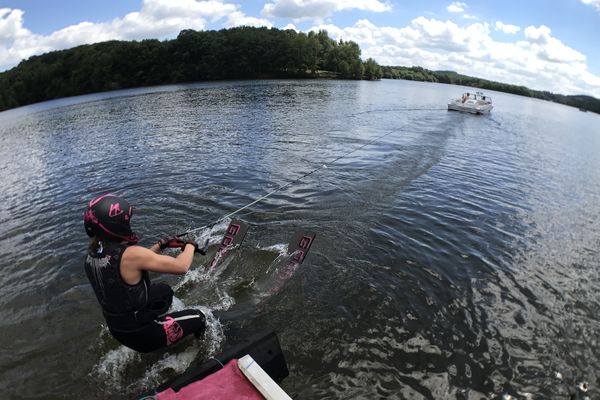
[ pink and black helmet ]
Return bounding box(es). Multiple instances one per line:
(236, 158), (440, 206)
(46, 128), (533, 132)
(83, 194), (138, 244)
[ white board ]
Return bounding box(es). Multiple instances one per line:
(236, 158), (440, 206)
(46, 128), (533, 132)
(238, 355), (292, 400)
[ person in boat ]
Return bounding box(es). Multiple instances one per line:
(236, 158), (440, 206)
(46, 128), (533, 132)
(83, 194), (207, 353)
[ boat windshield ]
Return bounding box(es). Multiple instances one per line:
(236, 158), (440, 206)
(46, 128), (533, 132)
(458, 93), (492, 103)
(475, 92), (491, 102)
(462, 92), (492, 102)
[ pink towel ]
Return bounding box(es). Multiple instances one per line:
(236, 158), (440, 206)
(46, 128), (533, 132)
(155, 359), (265, 400)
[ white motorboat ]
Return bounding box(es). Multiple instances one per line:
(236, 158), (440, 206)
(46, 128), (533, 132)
(448, 91), (493, 114)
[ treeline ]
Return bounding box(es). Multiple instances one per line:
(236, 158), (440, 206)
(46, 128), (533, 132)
(2, 25), (597, 114)
(382, 66), (600, 114)
(0, 27), (383, 111)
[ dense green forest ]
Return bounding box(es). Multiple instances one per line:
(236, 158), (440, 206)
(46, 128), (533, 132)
(0, 27), (383, 111)
(382, 66), (600, 114)
(0, 25), (598, 114)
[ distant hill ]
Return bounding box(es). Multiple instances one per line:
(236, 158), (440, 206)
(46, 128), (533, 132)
(0, 26), (597, 115)
(381, 66), (600, 114)
(0, 26), (383, 112)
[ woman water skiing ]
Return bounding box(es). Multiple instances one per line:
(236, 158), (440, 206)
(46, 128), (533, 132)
(83, 194), (207, 353)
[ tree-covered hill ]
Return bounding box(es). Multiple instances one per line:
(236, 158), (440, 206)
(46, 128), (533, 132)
(0, 26), (383, 111)
(381, 66), (600, 114)
(1, 25), (598, 114)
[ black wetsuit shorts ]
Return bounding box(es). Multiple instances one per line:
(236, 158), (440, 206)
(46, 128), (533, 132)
(106, 283), (207, 353)
(109, 309), (206, 353)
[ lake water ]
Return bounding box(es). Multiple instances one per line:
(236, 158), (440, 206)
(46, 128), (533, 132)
(1, 79), (599, 399)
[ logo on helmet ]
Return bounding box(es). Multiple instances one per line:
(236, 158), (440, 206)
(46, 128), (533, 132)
(84, 209), (98, 223)
(108, 203), (124, 218)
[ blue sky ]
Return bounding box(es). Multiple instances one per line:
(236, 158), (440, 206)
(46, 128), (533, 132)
(1, 0), (599, 97)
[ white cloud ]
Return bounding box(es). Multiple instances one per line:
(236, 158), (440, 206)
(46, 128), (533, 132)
(0, 0), (270, 71)
(581, 0), (600, 12)
(495, 21), (520, 34)
(262, 0), (392, 21)
(1, 1), (598, 99)
(446, 2), (475, 20)
(224, 11), (273, 28)
(309, 18), (600, 97)
(0, 9), (29, 45)
(523, 25), (585, 62)
(282, 23), (299, 31)
(447, 2), (467, 13)
(523, 24), (551, 43)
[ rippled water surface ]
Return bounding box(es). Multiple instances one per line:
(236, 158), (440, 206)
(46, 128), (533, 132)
(1, 80), (599, 399)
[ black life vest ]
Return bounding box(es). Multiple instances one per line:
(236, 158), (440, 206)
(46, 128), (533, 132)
(84, 241), (172, 331)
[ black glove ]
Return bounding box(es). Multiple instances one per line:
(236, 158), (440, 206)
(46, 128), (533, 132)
(184, 240), (207, 255)
(157, 236), (186, 250)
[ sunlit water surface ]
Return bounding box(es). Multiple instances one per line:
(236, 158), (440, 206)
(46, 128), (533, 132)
(0, 80), (599, 399)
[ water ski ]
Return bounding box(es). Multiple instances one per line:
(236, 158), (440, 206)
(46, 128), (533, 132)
(208, 219), (249, 270)
(263, 231), (316, 299)
(285, 231), (316, 268)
